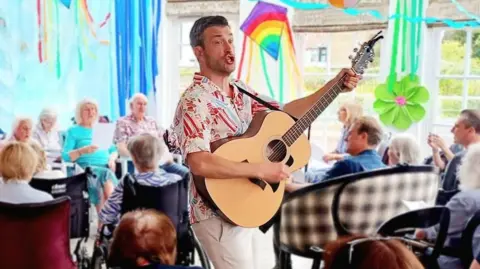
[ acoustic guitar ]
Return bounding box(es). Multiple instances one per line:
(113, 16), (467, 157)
(193, 31), (384, 227)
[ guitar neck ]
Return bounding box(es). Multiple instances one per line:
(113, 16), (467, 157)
(282, 78), (345, 146)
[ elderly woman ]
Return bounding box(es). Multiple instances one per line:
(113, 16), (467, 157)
(0, 117), (34, 150)
(323, 101), (364, 162)
(32, 108), (62, 152)
(99, 133), (182, 226)
(416, 143), (480, 269)
(113, 93), (188, 178)
(0, 141), (53, 203)
(387, 134), (421, 165)
(62, 99), (118, 212)
(108, 209), (203, 269)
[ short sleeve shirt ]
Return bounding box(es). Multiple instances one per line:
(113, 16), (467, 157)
(171, 73), (280, 224)
(113, 114), (163, 144)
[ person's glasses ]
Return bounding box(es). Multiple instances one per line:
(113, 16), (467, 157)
(347, 236), (412, 265)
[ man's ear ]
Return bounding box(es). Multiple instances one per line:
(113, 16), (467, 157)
(193, 46), (204, 60)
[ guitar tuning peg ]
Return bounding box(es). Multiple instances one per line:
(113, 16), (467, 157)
(369, 58), (374, 63)
(348, 55), (354, 60)
(353, 48), (358, 53)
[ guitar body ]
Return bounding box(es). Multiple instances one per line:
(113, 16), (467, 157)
(192, 110), (311, 227)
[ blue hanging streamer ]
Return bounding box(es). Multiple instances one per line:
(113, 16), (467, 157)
(144, 0), (153, 96)
(251, 0), (480, 28)
(151, 0), (161, 94)
(139, 0), (147, 95)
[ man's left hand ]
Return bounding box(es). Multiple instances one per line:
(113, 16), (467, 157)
(333, 68), (362, 92)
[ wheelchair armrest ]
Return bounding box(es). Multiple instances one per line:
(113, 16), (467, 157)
(459, 210), (480, 267)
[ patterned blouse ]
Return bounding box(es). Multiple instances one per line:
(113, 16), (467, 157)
(113, 114), (163, 144)
(172, 73), (280, 224)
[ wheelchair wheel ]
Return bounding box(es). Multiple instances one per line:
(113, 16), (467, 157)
(90, 245), (107, 269)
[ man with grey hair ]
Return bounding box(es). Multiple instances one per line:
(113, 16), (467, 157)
(113, 92), (189, 180)
(98, 133), (183, 226)
(171, 15), (361, 269)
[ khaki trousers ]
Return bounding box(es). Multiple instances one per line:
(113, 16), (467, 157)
(192, 217), (254, 269)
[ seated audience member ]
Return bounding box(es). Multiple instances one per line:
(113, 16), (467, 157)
(290, 116), (385, 191)
(0, 116), (35, 150)
(0, 142), (53, 203)
(323, 101), (363, 162)
(99, 133), (183, 227)
(323, 235), (424, 269)
(32, 108), (62, 152)
(29, 142), (65, 179)
(388, 134), (421, 165)
(108, 209), (203, 269)
(62, 99), (118, 212)
(113, 93), (188, 178)
(416, 143), (480, 269)
(427, 133), (463, 170)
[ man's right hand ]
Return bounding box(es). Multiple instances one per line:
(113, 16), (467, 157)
(256, 162), (291, 183)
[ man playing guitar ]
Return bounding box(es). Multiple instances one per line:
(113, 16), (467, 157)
(171, 15), (361, 269)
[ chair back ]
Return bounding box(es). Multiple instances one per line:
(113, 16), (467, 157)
(333, 165), (440, 236)
(460, 210), (480, 268)
(377, 206), (450, 263)
(0, 196), (76, 269)
(121, 173), (189, 236)
(278, 165), (440, 258)
(278, 178), (346, 257)
(30, 168), (91, 238)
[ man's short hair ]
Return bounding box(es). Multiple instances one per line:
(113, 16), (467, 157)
(189, 15), (229, 48)
(354, 116), (384, 147)
(460, 109), (480, 134)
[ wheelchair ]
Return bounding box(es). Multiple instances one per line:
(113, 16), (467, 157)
(90, 172), (210, 269)
(30, 166), (93, 269)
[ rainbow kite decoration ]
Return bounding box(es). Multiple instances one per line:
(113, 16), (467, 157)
(240, 1), (289, 60)
(238, 1), (302, 103)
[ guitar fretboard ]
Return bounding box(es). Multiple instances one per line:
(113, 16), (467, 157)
(282, 79), (345, 146)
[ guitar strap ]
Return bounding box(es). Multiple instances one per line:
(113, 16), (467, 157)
(236, 84), (298, 121)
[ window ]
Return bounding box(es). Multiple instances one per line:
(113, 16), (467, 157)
(178, 21), (199, 94)
(307, 47), (328, 64)
(300, 30), (384, 157)
(431, 29), (480, 142)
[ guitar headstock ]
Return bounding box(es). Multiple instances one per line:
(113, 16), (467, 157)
(349, 31), (384, 75)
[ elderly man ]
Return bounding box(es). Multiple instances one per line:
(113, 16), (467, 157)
(99, 133), (183, 226)
(287, 116), (386, 192)
(113, 93), (189, 178)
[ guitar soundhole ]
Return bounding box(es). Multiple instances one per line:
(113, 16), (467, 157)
(266, 139), (287, 163)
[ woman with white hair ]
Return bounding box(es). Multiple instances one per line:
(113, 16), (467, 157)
(323, 101), (364, 162)
(62, 99), (118, 212)
(0, 116), (34, 150)
(98, 133), (182, 227)
(416, 143), (480, 269)
(387, 134), (421, 165)
(32, 108), (61, 152)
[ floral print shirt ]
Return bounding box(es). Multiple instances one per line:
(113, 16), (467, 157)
(172, 73), (280, 224)
(113, 114), (163, 144)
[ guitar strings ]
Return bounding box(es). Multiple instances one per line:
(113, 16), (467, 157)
(266, 73), (349, 164)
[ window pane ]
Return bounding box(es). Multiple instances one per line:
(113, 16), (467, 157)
(439, 98), (462, 119)
(180, 45), (196, 67)
(441, 30), (466, 75)
(431, 125), (454, 147)
(181, 22), (194, 45)
(467, 99), (480, 109)
(304, 75), (327, 94)
(179, 67), (198, 94)
(439, 79), (463, 96)
(469, 80), (480, 97)
(471, 30), (480, 75)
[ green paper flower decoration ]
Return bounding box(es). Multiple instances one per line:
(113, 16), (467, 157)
(373, 73), (430, 130)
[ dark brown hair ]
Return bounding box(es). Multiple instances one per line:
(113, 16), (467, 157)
(108, 209), (177, 267)
(354, 116), (383, 146)
(323, 235), (424, 269)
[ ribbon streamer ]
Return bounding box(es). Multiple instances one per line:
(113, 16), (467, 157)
(249, 0), (480, 28)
